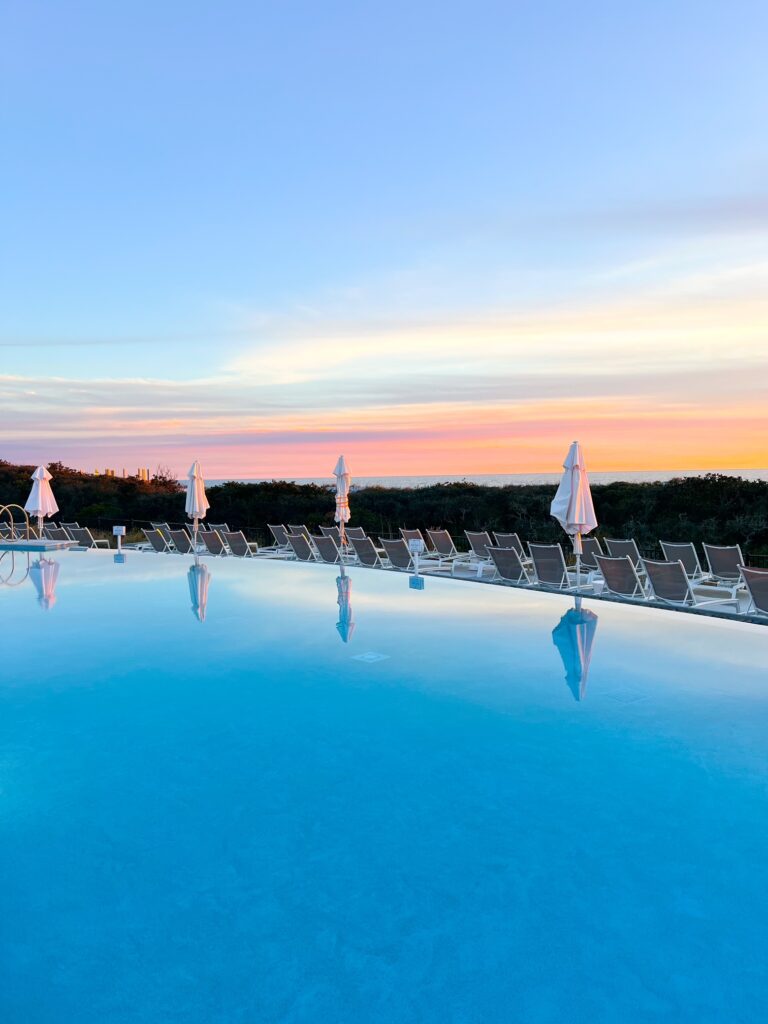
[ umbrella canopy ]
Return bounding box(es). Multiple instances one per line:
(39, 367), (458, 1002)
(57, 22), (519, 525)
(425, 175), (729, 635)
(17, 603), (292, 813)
(333, 455), (351, 525)
(551, 605), (598, 701)
(24, 466), (59, 523)
(185, 461), (210, 522)
(336, 570), (355, 643)
(550, 441), (597, 554)
(29, 557), (59, 611)
(188, 560), (211, 623)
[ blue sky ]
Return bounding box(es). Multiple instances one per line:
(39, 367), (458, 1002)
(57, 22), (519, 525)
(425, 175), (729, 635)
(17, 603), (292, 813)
(1, 1), (767, 474)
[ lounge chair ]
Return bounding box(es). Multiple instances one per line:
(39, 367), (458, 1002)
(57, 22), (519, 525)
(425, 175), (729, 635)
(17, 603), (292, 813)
(266, 524), (291, 553)
(286, 532), (316, 561)
(381, 538), (414, 571)
(400, 528), (431, 552)
(69, 526), (110, 549)
(604, 538), (643, 568)
(169, 528), (195, 554)
(222, 530), (259, 557)
(320, 525), (342, 545)
(740, 566), (768, 617)
(199, 530), (228, 556)
(349, 536), (382, 568)
(702, 544), (746, 596)
(579, 537), (605, 574)
(345, 526), (368, 541)
(642, 558), (739, 611)
(44, 525), (70, 541)
(61, 521), (81, 539)
(493, 532), (528, 560)
(425, 529), (467, 571)
(143, 528), (170, 553)
(487, 547), (531, 585)
(464, 531), (495, 577)
(660, 542), (707, 580)
(209, 522), (230, 533)
(313, 534), (342, 563)
(529, 543), (586, 591)
(594, 555), (647, 600)
(288, 524), (311, 541)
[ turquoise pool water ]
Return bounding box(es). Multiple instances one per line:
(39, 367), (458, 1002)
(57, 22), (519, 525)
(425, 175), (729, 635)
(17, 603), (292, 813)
(1, 550), (767, 1023)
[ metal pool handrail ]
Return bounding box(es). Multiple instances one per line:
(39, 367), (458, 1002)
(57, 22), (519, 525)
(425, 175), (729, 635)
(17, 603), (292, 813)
(0, 504), (31, 540)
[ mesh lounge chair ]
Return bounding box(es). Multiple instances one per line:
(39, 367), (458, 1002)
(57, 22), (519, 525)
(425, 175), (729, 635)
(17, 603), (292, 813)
(169, 528), (195, 554)
(61, 521), (81, 538)
(579, 537), (605, 572)
(529, 543), (586, 591)
(642, 558), (739, 611)
(493, 532), (527, 560)
(660, 542), (707, 580)
(222, 530), (258, 557)
(313, 534), (341, 563)
(286, 532), (316, 561)
(345, 526), (367, 541)
(320, 525), (342, 545)
(288, 524), (311, 541)
(488, 547), (531, 585)
(143, 528), (170, 553)
(740, 566), (768, 617)
(267, 524), (290, 549)
(464, 531), (495, 577)
(209, 522), (230, 533)
(594, 555), (647, 600)
(199, 530), (227, 556)
(149, 522), (176, 547)
(400, 528), (431, 552)
(605, 538), (643, 568)
(702, 544), (746, 595)
(70, 526), (110, 549)
(45, 526), (72, 542)
(381, 538), (413, 571)
(425, 529), (467, 571)
(350, 536), (382, 568)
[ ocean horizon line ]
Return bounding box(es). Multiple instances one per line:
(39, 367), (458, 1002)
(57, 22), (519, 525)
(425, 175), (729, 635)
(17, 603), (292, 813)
(196, 468), (768, 488)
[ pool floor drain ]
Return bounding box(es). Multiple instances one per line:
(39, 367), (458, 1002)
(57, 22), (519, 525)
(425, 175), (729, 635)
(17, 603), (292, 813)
(352, 652), (390, 663)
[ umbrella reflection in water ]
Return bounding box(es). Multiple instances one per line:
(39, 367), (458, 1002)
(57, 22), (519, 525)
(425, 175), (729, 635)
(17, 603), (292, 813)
(188, 559), (211, 623)
(551, 600), (598, 702)
(336, 567), (355, 643)
(30, 557), (59, 610)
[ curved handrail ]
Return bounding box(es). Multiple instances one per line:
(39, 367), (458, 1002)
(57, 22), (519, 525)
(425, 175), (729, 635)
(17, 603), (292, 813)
(0, 503), (31, 540)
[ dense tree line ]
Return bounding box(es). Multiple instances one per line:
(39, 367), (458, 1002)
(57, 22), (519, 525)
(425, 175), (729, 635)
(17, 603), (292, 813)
(2, 459), (767, 556)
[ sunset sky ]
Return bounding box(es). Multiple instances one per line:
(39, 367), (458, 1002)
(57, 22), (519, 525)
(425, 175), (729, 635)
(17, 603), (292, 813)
(2, 1), (767, 477)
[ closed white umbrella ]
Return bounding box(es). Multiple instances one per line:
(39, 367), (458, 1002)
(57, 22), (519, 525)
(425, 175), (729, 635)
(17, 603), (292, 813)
(552, 604), (598, 702)
(185, 461), (210, 549)
(550, 441), (597, 589)
(333, 455), (351, 547)
(336, 569), (355, 643)
(188, 560), (211, 623)
(29, 557), (60, 611)
(24, 466), (59, 535)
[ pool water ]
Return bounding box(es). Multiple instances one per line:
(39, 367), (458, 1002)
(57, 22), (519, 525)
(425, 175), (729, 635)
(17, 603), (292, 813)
(1, 551), (767, 1023)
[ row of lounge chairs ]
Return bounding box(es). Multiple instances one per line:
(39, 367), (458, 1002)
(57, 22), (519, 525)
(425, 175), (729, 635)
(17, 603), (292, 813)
(446, 530), (766, 617)
(133, 519), (768, 618)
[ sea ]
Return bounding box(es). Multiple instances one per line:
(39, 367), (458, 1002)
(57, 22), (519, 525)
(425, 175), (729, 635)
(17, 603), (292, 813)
(202, 469), (768, 489)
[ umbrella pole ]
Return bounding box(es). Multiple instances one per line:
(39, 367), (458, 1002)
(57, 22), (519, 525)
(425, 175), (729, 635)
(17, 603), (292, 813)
(194, 516), (198, 551)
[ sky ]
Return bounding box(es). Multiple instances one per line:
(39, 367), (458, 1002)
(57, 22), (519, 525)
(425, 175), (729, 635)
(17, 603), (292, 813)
(1, 0), (767, 478)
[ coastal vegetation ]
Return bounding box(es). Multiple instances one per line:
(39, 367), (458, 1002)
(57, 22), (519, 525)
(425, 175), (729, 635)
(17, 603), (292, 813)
(2, 459), (767, 558)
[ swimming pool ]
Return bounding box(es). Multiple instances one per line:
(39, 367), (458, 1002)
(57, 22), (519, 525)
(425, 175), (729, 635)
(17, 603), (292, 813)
(1, 550), (767, 1023)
